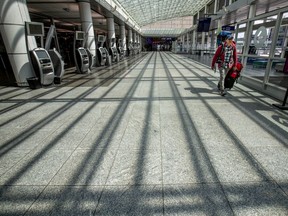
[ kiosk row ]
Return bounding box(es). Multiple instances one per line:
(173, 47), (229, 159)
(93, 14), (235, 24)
(25, 22), (139, 89)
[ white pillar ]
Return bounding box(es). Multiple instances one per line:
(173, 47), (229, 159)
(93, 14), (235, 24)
(128, 28), (132, 56)
(120, 23), (126, 55)
(78, 0), (96, 66)
(139, 34), (142, 52)
(128, 28), (133, 44)
(192, 30), (196, 50)
(201, 5), (208, 56)
(186, 33), (189, 53)
(0, 0), (36, 86)
(107, 17), (115, 48)
(133, 31), (136, 45)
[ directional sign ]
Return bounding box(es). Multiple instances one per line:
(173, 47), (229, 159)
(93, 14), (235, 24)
(222, 25), (235, 31)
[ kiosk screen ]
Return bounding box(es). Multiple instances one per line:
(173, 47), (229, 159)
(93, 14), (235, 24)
(98, 35), (104, 42)
(35, 50), (49, 59)
(26, 22), (44, 36)
(79, 49), (86, 55)
(76, 31), (85, 40)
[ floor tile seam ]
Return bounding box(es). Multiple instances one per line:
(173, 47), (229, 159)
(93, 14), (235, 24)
(154, 52), (165, 216)
(92, 54), (156, 215)
(99, 53), (156, 188)
(172, 54), (288, 153)
(0, 79), (89, 113)
(43, 102), (113, 187)
(224, 96), (288, 146)
(212, 113), (277, 183)
(3, 54), (145, 109)
(22, 183), (53, 216)
(22, 102), (116, 216)
(0, 95), (95, 159)
(1, 179), (282, 187)
(160, 52), (236, 215)
(168, 54), (286, 201)
(158, 52), (209, 213)
(163, 53), (276, 182)
(33, 104), (113, 193)
(160, 52), (224, 177)
(0, 119), (69, 180)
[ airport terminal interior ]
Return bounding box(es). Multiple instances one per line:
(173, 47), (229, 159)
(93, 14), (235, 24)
(0, 0), (288, 215)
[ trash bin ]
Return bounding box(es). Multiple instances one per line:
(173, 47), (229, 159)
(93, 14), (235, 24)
(26, 77), (41, 89)
(54, 76), (61, 84)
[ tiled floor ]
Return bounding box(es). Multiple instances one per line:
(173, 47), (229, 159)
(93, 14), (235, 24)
(0, 52), (288, 215)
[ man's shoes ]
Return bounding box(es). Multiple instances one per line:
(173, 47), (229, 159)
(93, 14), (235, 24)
(220, 90), (226, 96)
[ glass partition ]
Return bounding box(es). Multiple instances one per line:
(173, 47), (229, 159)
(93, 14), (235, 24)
(235, 23), (246, 55)
(268, 12), (288, 88)
(238, 11), (288, 89)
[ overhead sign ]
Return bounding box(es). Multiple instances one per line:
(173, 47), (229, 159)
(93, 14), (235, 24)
(222, 25), (235, 31)
(197, 18), (211, 32)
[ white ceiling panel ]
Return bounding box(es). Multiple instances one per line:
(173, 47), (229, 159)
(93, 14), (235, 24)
(114, 0), (211, 27)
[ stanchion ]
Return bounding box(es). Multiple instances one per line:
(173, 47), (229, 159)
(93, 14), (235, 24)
(272, 87), (288, 110)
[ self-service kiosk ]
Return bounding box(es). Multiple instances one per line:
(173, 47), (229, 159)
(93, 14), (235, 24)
(117, 39), (124, 60)
(85, 48), (93, 69)
(25, 22), (54, 86)
(136, 42), (141, 54)
(96, 35), (107, 66)
(30, 48), (54, 85)
(108, 38), (118, 63)
(127, 42), (134, 56)
(48, 48), (64, 84)
(133, 42), (138, 55)
(74, 31), (89, 73)
(75, 47), (89, 73)
(45, 25), (65, 84)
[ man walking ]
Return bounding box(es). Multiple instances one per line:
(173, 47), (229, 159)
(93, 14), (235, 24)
(211, 35), (237, 96)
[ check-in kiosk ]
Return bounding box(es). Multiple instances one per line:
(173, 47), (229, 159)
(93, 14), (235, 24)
(133, 42), (138, 55)
(48, 48), (64, 84)
(85, 48), (93, 69)
(30, 48), (54, 85)
(127, 42), (134, 56)
(136, 42), (141, 54)
(117, 39), (124, 60)
(76, 47), (89, 73)
(104, 47), (111, 66)
(25, 22), (54, 86)
(109, 38), (118, 63)
(96, 35), (107, 66)
(45, 25), (65, 84)
(74, 31), (89, 73)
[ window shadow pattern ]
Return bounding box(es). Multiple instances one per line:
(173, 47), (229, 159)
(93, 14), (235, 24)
(0, 52), (287, 215)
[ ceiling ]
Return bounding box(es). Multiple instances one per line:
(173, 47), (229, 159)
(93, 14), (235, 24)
(26, 0), (288, 37)
(26, 0), (212, 37)
(113, 0), (211, 27)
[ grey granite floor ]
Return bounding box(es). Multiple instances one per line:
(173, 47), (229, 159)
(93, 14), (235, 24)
(0, 52), (288, 215)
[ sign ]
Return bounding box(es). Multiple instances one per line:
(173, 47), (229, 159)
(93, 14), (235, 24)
(197, 18), (211, 32)
(222, 25), (235, 31)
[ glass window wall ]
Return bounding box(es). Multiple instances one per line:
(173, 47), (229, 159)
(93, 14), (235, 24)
(237, 10), (288, 89)
(268, 12), (288, 88)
